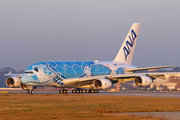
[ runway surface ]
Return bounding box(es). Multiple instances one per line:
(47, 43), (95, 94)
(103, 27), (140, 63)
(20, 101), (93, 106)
(96, 91), (180, 98)
(1, 90), (180, 98)
(33, 91), (180, 98)
(118, 111), (180, 120)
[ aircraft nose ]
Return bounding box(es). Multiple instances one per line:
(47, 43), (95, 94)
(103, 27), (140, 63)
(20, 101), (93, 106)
(21, 75), (31, 84)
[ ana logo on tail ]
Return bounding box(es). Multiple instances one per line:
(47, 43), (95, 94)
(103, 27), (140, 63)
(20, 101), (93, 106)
(123, 29), (137, 61)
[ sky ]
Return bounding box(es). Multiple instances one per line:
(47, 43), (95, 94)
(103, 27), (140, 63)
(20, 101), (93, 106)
(0, 0), (180, 69)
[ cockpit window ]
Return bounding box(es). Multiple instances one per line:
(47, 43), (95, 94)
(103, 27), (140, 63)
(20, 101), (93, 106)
(25, 71), (33, 74)
(34, 68), (39, 72)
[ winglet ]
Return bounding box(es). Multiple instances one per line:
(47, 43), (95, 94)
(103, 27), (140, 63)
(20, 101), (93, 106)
(113, 23), (141, 65)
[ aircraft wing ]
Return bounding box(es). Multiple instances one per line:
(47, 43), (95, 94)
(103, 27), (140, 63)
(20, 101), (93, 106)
(62, 75), (106, 86)
(62, 72), (180, 86)
(125, 65), (177, 73)
(110, 72), (180, 84)
(4, 74), (22, 78)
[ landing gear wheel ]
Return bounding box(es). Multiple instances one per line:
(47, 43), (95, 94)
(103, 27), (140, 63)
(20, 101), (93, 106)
(72, 89), (85, 93)
(59, 90), (69, 94)
(85, 90), (88, 93)
(28, 90), (33, 94)
(84, 89), (100, 93)
(94, 90), (97, 93)
(59, 90), (63, 93)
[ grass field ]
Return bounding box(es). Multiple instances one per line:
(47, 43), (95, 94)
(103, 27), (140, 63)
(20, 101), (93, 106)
(1, 94), (180, 120)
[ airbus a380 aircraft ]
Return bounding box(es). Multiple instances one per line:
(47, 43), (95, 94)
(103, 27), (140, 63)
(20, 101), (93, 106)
(5, 23), (180, 94)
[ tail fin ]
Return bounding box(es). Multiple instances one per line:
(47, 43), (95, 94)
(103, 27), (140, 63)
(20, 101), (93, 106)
(113, 23), (141, 65)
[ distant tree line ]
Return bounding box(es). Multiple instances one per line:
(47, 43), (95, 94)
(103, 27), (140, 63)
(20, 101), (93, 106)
(1, 67), (180, 87)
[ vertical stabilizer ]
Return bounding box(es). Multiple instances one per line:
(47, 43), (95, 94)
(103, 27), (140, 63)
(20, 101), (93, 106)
(113, 23), (141, 65)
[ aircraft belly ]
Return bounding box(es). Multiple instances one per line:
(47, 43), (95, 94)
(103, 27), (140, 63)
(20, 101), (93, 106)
(25, 79), (53, 86)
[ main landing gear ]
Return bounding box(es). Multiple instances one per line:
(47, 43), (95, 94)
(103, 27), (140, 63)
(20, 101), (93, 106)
(58, 89), (100, 94)
(72, 89), (100, 93)
(59, 89), (69, 93)
(28, 90), (34, 94)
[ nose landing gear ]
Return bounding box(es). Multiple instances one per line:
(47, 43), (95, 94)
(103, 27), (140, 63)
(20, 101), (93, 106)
(27, 86), (35, 94)
(28, 90), (34, 94)
(28, 86), (34, 94)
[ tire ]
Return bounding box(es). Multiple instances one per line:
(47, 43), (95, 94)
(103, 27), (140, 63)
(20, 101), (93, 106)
(59, 90), (63, 93)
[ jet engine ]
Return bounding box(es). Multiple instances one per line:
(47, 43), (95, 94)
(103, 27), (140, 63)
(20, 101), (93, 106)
(6, 77), (31, 90)
(94, 78), (112, 89)
(135, 75), (152, 87)
(6, 77), (21, 88)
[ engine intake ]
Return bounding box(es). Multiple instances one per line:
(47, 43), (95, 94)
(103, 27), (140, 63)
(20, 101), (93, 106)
(135, 75), (152, 87)
(94, 78), (112, 89)
(6, 77), (21, 88)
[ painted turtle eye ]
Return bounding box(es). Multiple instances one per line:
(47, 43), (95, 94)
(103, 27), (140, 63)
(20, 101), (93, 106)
(34, 68), (39, 72)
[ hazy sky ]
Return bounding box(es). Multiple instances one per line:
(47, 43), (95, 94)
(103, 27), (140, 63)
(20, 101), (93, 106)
(0, 0), (180, 69)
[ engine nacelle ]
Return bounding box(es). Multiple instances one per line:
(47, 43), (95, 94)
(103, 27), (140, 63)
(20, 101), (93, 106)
(6, 77), (21, 88)
(135, 75), (152, 87)
(94, 78), (112, 89)
(6, 77), (36, 90)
